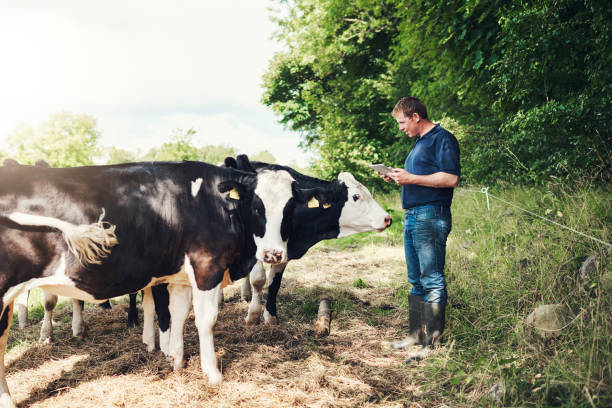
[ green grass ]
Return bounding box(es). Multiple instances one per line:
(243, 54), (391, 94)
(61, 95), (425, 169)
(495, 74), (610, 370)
(423, 183), (610, 407)
(331, 183), (611, 407)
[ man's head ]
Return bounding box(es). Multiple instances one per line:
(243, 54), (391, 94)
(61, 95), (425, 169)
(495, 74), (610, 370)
(391, 96), (429, 138)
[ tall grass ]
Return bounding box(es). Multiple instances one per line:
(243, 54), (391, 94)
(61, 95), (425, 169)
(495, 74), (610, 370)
(441, 182), (611, 407)
(330, 182), (611, 407)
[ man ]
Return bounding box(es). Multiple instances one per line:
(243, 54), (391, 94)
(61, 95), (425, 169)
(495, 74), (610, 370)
(378, 96), (460, 360)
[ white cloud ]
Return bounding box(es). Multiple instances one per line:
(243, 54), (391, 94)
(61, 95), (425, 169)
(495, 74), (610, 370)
(0, 1), (310, 166)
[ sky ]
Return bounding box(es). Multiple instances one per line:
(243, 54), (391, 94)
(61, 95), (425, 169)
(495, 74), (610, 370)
(0, 1), (313, 166)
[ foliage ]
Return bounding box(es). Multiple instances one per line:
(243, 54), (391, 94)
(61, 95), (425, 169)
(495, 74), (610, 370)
(250, 150), (277, 164)
(105, 146), (138, 164)
(325, 183), (611, 406)
(264, 0), (612, 186)
(263, 0), (402, 188)
(5, 111), (101, 167)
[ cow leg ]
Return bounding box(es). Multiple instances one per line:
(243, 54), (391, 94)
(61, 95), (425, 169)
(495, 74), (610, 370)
(191, 282), (222, 385)
(127, 293), (139, 327)
(240, 274), (251, 302)
(71, 299), (86, 337)
(152, 284), (171, 356)
(217, 287), (224, 309)
(141, 287), (156, 352)
(168, 284), (192, 370)
(263, 263), (287, 325)
(245, 262), (265, 325)
(99, 300), (112, 309)
(15, 291), (29, 329)
(40, 290), (58, 343)
(0, 302), (16, 408)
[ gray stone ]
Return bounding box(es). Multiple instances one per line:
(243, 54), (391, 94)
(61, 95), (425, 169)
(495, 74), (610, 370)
(488, 381), (505, 403)
(525, 304), (573, 338)
(578, 254), (599, 282)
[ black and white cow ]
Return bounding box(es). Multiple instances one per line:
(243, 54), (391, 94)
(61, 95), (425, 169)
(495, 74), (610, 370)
(0, 158), (313, 407)
(140, 156), (391, 364)
(5, 159), (115, 341)
(233, 158), (393, 325)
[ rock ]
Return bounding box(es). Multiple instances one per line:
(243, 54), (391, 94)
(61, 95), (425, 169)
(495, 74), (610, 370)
(488, 381), (505, 403)
(515, 258), (529, 271)
(578, 254), (599, 282)
(525, 304), (573, 338)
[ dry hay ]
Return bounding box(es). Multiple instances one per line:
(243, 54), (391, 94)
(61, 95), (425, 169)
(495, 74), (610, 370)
(6, 244), (442, 407)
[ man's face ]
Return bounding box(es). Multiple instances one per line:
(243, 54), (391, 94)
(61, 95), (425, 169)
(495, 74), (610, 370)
(395, 112), (419, 138)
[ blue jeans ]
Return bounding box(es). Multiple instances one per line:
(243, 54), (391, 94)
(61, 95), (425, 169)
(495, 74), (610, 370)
(404, 204), (452, 305)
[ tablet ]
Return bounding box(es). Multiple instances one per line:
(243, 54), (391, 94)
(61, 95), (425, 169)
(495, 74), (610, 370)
(369, 164), (393, 175)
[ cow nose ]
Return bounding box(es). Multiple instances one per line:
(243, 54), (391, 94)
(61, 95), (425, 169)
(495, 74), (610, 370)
(384, 216), (392, 228)
(263, 249), (283, 264)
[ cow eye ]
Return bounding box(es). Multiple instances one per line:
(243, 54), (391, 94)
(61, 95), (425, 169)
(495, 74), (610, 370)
(353, 194), (360, 202)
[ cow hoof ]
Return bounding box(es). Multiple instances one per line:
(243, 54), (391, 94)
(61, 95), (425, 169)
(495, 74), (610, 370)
(172, 358), (185, 371)
(144, 342), (156, 353)
(40, 336), (52, 344)
(263, 311), (279, 325)
(72, 327), (87, 338)
(245, 313), (260, 325)
(206, 369), (223, 386)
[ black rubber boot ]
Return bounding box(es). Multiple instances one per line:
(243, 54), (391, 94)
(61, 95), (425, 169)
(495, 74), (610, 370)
(405, 302), (445, 363)
(422, 302), (445, 346)
(391, 295), (424, 349)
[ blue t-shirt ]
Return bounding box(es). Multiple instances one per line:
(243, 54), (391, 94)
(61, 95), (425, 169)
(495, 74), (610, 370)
(401, 124), (460, 209)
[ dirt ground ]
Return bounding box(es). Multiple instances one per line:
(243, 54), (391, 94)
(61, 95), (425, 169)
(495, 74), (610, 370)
(6, 244), (441, 408)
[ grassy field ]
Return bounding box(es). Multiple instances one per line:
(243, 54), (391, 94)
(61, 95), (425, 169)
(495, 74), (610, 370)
(7, 183), (611, 407)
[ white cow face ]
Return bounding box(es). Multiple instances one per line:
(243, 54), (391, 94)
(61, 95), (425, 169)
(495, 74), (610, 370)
(252, 170), (295, 264)
(336, 172), (391, 238)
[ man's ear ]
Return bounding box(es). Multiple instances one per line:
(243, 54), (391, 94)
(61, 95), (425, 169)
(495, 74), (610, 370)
(224, 157), (238, 168)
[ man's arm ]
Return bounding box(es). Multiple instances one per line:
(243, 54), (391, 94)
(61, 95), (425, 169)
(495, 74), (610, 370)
(387, 168), (459, 188)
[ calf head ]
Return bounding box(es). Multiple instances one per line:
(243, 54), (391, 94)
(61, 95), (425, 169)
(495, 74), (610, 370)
(336, 172), (391, 237)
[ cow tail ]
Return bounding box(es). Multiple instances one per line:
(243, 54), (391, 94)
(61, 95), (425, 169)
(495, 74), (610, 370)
(1, 208), (119, 265)
(62, 208), (119, 265)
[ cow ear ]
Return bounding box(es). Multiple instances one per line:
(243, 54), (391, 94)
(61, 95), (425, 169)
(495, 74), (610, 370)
(236, 154), (256, 173)
(292, 183), (329, 207)
(224, 157), (237, 168)
(218, 181), (243, 201)
(337, 172), (356, 184)
(217, 178), (255, 201)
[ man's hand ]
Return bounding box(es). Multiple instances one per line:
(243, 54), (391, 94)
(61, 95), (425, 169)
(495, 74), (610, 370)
(376, 171), (394, 183)
(388, 168), (412, 185)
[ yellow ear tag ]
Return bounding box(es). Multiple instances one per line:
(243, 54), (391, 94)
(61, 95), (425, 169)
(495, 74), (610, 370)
(307, 197), (319, 208)
(322, 203), (331, 209)
(229, 188), (240, 200)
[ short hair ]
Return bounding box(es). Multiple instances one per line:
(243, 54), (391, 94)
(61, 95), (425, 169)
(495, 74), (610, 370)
(392, 97), (428, 120)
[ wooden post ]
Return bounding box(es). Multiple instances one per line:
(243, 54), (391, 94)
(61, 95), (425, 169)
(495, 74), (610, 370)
(315, 296), (332, 337)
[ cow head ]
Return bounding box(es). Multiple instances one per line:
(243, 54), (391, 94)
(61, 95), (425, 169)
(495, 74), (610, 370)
(225, 155), (322, 265)
(336, 172), (391, 237)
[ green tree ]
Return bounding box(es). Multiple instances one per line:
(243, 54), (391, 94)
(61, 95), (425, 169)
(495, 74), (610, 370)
(105, 146), (138, 164)
(264, 0), (612, 185)
(6, 112), (101, 167)
(263, 0), (402, 188)
(250, 150), (277, 164)
(198, 144), (236, 165)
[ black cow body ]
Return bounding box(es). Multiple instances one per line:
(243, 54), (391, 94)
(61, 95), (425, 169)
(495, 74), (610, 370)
(0, 160), (276, 406)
